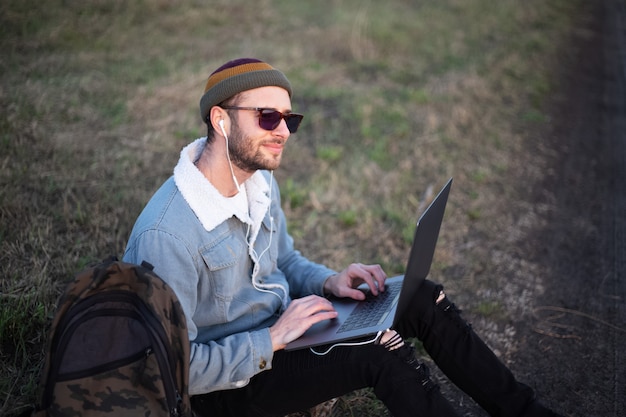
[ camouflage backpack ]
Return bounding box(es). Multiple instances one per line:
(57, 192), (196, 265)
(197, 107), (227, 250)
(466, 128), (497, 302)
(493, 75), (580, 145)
(33, 257), (193, 417)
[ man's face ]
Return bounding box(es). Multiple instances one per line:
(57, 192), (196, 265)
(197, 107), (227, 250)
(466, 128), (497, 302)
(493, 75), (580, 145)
(227, 86), (293, 173)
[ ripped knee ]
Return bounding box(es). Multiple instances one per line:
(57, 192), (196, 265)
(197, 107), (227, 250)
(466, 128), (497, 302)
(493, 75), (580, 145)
(377, 331), (437, 391)
(435, 289), (446, 305)
(433, 287), (471, 330)
(377, 329), (405, 350)
(433, 286), (459, 312)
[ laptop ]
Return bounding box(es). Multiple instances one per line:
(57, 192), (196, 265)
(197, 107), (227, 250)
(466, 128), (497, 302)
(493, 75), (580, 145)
(285, 178), (453, 351)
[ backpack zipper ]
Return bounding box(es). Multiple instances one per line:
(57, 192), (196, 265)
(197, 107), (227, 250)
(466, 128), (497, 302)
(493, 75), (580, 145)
(56, 339), (149, 382)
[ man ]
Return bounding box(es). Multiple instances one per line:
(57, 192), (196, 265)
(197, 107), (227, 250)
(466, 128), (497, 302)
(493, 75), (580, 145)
(124, 58), (562, 416)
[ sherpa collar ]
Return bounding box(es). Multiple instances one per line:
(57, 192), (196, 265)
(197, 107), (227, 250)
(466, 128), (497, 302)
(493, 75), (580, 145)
(173, 137), (271, 237)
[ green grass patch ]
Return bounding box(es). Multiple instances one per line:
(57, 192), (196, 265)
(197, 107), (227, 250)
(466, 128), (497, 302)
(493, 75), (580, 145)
(474, 300), (507, 319)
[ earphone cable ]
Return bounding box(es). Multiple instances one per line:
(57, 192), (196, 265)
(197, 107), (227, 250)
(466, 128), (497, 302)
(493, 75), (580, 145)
(308, 330), (385, 356)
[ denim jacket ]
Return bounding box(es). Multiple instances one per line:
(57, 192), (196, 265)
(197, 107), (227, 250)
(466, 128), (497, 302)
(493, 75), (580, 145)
(123, 138), (336, 395)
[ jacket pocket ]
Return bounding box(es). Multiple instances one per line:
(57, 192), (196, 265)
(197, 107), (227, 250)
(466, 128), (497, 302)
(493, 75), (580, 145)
(201, 233), (247, 299)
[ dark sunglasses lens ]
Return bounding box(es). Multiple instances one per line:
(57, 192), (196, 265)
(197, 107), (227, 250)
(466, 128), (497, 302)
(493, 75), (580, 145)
(258, 110), (303, 133)
(258, 110), (282, 131)
(285, 114), (303, 133)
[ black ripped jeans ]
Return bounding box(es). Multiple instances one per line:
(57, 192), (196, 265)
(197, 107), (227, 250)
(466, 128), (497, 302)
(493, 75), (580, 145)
(191, 280), (550, 417)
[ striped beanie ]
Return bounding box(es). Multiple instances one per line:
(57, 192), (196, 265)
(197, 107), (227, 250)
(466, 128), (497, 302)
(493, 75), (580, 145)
(199, 58), (292, 122)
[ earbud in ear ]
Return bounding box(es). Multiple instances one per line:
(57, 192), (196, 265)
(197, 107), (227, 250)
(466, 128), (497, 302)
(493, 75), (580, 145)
(218, 119), (228, 138)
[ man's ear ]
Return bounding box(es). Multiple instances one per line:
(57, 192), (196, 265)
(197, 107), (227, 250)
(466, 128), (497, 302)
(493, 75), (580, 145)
(209, 106), (229, 135)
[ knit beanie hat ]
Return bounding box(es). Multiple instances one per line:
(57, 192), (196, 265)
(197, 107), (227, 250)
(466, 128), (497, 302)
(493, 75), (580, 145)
(199, 58), (293, 122)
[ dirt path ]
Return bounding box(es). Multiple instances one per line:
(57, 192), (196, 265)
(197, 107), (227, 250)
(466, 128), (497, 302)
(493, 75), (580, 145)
(423, 1), (626, 416)
(608, 2), (626, 413)
(504, 0), (625, 415)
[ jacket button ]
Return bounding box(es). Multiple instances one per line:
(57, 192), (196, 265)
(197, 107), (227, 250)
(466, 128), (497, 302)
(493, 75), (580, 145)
(259, 359), (267, 370)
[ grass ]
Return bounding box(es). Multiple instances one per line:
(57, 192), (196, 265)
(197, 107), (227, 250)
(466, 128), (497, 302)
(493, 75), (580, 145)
(0, 0), (586, 415)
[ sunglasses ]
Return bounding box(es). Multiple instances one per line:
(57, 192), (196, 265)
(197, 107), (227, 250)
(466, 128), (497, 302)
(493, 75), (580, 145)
(220, 106), (304, 133)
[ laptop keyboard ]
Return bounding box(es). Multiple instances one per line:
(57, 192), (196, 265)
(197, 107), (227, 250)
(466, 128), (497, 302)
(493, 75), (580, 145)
(337, 281), (402, 333)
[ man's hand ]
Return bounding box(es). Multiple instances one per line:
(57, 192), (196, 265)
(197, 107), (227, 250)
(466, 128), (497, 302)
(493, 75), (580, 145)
(269, 295), (338, 351)
(323, 263), (387, 300)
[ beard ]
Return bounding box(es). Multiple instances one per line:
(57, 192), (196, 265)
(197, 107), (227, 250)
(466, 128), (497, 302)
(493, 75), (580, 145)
(227, 126), (284, 172)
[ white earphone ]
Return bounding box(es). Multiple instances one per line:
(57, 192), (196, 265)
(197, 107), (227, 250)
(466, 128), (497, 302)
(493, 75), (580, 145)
(218, 119), (227, 138)
(218, 118), (241, 193)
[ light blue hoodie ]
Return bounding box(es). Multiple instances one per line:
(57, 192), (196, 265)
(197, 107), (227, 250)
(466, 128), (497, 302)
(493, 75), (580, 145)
(123, 137), (336, 395)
